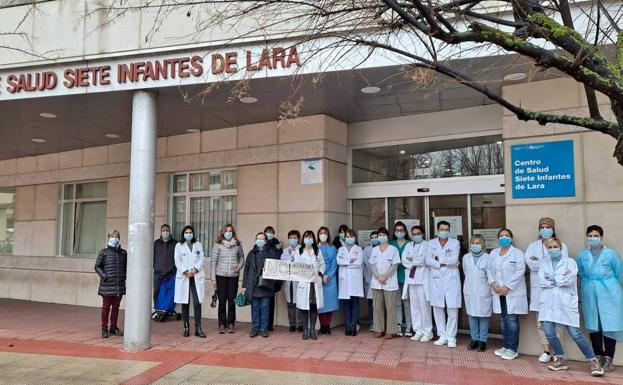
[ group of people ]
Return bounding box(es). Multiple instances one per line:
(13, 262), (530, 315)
(94, 218), (622, 376)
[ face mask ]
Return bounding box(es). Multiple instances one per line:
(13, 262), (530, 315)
(438, 231), (450, 240)
(498, 236), (512, 248)
(548, 248), (562, 260)
(255, 239), (266, 248)
(161, 231), (170, 239)
(395, 231), (406, 239)
(412, 235), (423, 244)
(184, 233), (193, 241)
(370, 238), (380, 246)
(288, 239), (298, 248)
(319, 234), (328, 242)
(470, 244), (483, 254)
(345, 237), (355, 245)
(108, 238), (119, 247)
(540, 228), (554, 239)
(378, 235), (388, 244)
(266, 233), (274, 241)
(303, 239), (314, 247)
(224, 231), (233, 241)
(587, 236), (602, 247)
(339, 232), (345, 240)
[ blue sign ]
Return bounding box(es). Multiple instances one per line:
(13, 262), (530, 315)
(511, 140), (575, 199)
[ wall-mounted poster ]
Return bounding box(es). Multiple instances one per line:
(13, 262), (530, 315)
(301, 160), (323, 184)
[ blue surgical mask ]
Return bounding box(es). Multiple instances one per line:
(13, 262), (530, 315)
(255, 239), (266, 248)
(303, 239), (314, 247)
(370, 238), (380, 246)
(339, 232), (345, 240)
(470, 244), (483, 254)
(548, 248), (562, 260)
(224, 231), (233, 241)
(498, 236), (512, 248)
(184, 233), (193, 241)
(345, 237), (355, 245)
(266, 233), (274, 241)
(539, 228), (554, 239)
(161, 231), (170, 239)
(108, 238), (119, 247)
(395, 231), (406, 240)
(412, 235), (423, 244)
(288, 239), (298, 248)
(438, 231), (450, 240)
(378, 235), (388, 244)
(587, 236), (602, 247)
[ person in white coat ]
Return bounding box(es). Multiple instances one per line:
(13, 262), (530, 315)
(538, 237), (604, 376)
(525, 217), (567, 363)
(370, 227), (401, 339)
(281, 229), (302, 333)
(463, 234), (492, 352)
(295, 230), (326, 340)
(426, 220), (461, 348)
(488, 228), (528, 360)
(337, 229), (364, 336)
(362, 231), (378, 331)
(174, 225), (206, 338)
(402, 225), (433, 343)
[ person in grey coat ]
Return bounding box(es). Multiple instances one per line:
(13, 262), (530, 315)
(94, 230), (127, 338)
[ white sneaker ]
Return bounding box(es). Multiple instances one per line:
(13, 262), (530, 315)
(501, 350), (519, 360)
(434, 337), (448, 346)
(419, 334), (433, 343)
(538, 352), (552, 363)
(448, 339), (457, 348)
(411, 333), (423, 341)
(495, 347), (507, 357)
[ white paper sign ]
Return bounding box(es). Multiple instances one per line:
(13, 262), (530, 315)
(301, 160), (323, 184)
(434, 216), (463, 238)
(358, 230), (375, 247)
(262, 259), (318, 282)
(472, 228), (501, 249)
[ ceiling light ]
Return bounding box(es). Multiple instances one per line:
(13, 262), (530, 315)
(31, 138), (46, 143)
(105, 133), (120, 139)
(503, 73), (527, 81)
(39, 112), (57, 119)
(399, 150), (406, 154)
(361, 86), (381, 94)
(496, 141), (503, 144)
(186, 128), (200, 133)
(239, 96), (258, 104)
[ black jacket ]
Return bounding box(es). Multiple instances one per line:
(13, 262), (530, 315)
(242, 245), (279, 299)
(153, 237), (177, 277)
(95, 245), (128, 297)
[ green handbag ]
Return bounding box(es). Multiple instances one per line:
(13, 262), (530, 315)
(235, 291), (251, 307)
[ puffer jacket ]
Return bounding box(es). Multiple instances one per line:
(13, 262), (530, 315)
(210, 241), (245, 281)
(95, 245), (128, 297)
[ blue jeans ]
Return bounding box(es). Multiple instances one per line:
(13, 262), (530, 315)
(543, 321), (596, 360)
(251, 297), (270, 332)
(343, 297), (360, 326)
(500, 296), (520, 352)
(468, 315), (490, 342)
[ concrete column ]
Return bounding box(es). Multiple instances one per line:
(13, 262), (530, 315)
(124, 90), (158, 352)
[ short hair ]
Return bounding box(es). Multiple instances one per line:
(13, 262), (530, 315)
(544, 237), (562, 248)
(497, 227), (514, 238)
(256, 232), (266, 239)
(470, 234), (486, 249)
(377, 227), (389, 236)
(108, 229), (120, 238)
(370, 230), (378, 237)
(287, 229), (301, 239)
(345, 229), (357, 238)
(586, 225), (604, 236)
(264, 226), (275, 233)
(160, 224), (170, 230)
(411, 225), (425, 235)
(437, 220), (451, 229)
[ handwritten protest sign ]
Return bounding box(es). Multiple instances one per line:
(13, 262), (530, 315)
(261, 259), (318, 282)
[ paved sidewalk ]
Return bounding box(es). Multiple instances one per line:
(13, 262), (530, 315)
(0, 299), (621, 385)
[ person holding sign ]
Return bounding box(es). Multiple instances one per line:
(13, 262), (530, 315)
(427, 220), (462, 348)
(281, 230), (303, 333)
(370, 227), (401, 339)
(318, 227), (339, 335)
(337, 229), (364, 336)
(295, 231), (326, 340)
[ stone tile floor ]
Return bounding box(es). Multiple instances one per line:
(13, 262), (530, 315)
(0, 299), (621, 385)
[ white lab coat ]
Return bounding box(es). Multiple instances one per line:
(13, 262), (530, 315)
(336, 245), (364, 299)
(488, 245), (528, 315)
(537, 254), (580, 327)
(281, 246), (299, 303)
(525, 239), (569, 311)
(462, 252), (493, 317)
(370, 245), (401, 291)
(426, 238), (462, 308)
(401, 240), (430, 300)
(295, 247), (326, 310)
(362, 245), (374, 299)
(174, 241), (206, 304)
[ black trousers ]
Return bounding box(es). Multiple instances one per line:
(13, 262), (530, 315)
(269, 296), (276, 328)
(181, 277), (202, 327)
(216, 275), (238, 327)
(590, 331), (617, 358)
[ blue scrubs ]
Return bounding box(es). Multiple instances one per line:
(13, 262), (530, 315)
(318, 244), (339, 313)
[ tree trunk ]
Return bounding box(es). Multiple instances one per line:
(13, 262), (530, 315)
(611, 100), (623, 166)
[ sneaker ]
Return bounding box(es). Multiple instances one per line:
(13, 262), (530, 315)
(411, 333), (423, 341)
(548, 357), (568, 371)
(434, 337), (448, 346)
(495, 347), (507, 357)
(289, 325), (297, 333)
(396, 330), (403, 337)
(109, 327), (123, 336)
(228, 324), (236, 334)
(261, 330), (269, 338)
(501, 350), (519, 360)
(602, 356), (614, 372)
(538, 352), (552, 363)
(249, 329), (259, 338)
(478, 341), (487, 352)
(447, 339), (457, 348)
(405, 331), (413, 337)
(419, 334), (433, 343)
(297, 325), (304, 333)
(218, 325), (226, 334)
(467, 340), (479, 350)
(589, 358), (604, 377)
(101, 328), (109, 338)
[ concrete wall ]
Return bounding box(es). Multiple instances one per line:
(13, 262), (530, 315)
(0, 114), (348, 325)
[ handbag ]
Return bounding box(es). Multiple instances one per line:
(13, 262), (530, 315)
(235, 291), (251, 307)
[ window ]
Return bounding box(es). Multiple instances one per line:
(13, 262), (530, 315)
(0, 190), (15, 254)
(352, 135), (503, 183)
(59, 181), (108, 256)
(169, 170), (237, 249)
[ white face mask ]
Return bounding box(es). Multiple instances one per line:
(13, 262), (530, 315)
(319, 234), (328, 242)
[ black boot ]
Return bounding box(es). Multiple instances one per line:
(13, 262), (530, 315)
(183, 322), (190, 337)
(195, 324), (207, 338)
(351, 324), (357, 337)
(468, 340), (479, 350)
(302, 311), (310, 340)
(109, 326), (123, 336)
(478, 341), (487, 352)
(309, 309), (318, 340)
(345, 324), (351, 336)
(101, 327), (109, 338)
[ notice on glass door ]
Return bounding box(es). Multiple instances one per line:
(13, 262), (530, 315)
(433, 216), (463, 238)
